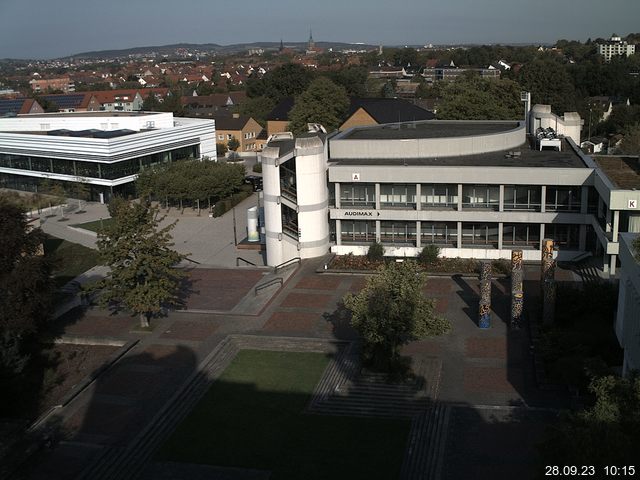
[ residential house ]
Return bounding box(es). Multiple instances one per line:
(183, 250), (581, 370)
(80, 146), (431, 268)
(597, 35), (636, 62)
(339, 98), (435, 131)
(29, 76), (75, 93)
(215, 114), (263, 153)
(181, 92), (247, 118)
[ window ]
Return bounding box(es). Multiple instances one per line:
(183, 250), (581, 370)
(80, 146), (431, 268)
(545, 224), (580, 249)
(341, 220), (376, 244)
(227, 134), (232, 140)
(546, 187), (579, 212)
(340, 183), (375, 208)
(504, 185), (541, 211)
(421, 222), (457, 246)
(380, 221), (416, 245)
(503, 224), (540, 248)
(380, 184), (416, 208)
(218, 135), (224, 140)
(421, 184), (457, 208)
(462, 185), (499, 210)
(462, 223), (499, 247)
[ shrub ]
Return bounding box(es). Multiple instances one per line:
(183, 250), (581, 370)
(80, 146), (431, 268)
(417, 244), (440, 265)
(252, 162), (262, 173)
(367, 241), (385, 262)
(491, 259), (511, 275)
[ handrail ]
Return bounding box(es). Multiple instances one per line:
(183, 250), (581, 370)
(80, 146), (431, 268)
(273, 257), (301, 273)
(236, 257), (257, 267)
(185, 256), (201, 264)
(254, 277), (283, 295)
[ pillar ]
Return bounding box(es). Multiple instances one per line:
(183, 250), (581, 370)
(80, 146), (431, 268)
(416, 221), (421, 248)
(335, 182), (341, 209)
(416, 184), (421, 211)
(457, 184), (463, 211)
(541, 238), (556, 325)
(540, 185), (546, 213)
(479, 261), (492, 329)
(499, 185), (505, 212)
(613, 210), (620, 242)
(511, 249), (524, 328)
(457, 221), (462, 249)
(375, 183), (380, 210)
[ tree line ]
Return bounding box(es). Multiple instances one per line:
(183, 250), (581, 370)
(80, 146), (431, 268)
(135, 159), (246, 213)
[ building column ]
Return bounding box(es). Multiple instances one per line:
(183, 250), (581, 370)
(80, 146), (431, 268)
(375, 183), (381, 210)
(416, 221), (421, 248)
(610, 254), (617, 275)
(457, 221), (463, 249)
(539, 223), (545, 250)
(335, 219), (341, 246)
(540, 185), (546, 213)
(580, 186), (589, 214)
(499, 185), (505, 212)
(415, 184), (421, 211)
(498, 222), (504, 250)
(579, 224), (587, 251)
(375, 220), (381, 243)
(457, 184), (463, 211)
(613, 210), (620, 242)
(335, 182), (341, 209)
(605, 208), (612, 233)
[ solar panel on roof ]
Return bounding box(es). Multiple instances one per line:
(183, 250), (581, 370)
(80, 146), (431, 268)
(0, 99), (26, 115)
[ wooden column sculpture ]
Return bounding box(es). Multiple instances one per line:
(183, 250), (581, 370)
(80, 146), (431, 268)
(511, 249), (524, 328)
(541, 238), (556, 324)
(479, 261), (492, 329)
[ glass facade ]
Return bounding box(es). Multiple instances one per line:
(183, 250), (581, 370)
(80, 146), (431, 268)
(462, 223), (499, 247)
(503, 223), (540, 247)
(546, 187), (580, 212)
(0, 145), (198, 181)
(545, 224), (580, 249)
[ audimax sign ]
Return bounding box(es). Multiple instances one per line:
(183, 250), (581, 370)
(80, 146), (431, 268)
(344, 211), (380, 217)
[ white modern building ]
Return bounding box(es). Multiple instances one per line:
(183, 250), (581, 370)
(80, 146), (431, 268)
(0, 111), (216, 201)
(260, 106), (640, 273)
(615, 233), (640, 375)
(597, 35), (636, 62)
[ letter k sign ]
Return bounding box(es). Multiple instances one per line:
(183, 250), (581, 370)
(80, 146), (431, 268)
(629, 199), (637, 209)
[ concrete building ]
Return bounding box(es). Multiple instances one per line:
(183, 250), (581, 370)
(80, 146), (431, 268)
(597, 35), (636, 62)
(615, 233), (640, 375)
(0, 111), (216, 201)
(260, 106), (640, 272)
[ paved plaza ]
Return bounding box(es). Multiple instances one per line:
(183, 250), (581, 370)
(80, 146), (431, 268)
(13, 197), (573, 480)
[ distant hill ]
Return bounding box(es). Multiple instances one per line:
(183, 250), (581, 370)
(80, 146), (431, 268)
(69, 41), (378, 59)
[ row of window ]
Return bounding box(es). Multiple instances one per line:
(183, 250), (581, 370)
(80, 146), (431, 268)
(335, 183), (594, 212)
(338, 220), (580, 249)
(0, 145), (199, 180)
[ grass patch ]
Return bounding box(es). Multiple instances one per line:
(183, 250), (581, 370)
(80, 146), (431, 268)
(157, 350), (410, 480)
(72, 217), (113, 233)
(44, 236), (99, 288)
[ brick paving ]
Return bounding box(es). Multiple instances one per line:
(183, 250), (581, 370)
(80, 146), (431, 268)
(54, 312), (135, 338)
(23, 260), (572, 480)
(183, 269), (264, 311)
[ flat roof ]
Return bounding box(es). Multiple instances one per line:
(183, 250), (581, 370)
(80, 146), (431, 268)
(330, 139), (587, 169)
(594, 156), (640, 189)
(17, 111), (161, 118)
(340, 121), (521, 140)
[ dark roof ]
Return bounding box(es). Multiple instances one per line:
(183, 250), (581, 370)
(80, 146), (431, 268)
(266, 97), (295, 121)
(347, 98), (435, 124)
(330, 139), (586, 169)
(341, 121), (518, 140)
(0, 98), (28, 116)
(39, 93), (87, 109)
(214, 115), (251, 130)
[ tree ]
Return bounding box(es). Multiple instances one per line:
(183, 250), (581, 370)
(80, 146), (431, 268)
(95, 200), (186, 327)
(246, 63), (315, 101)
(0, 199), (53, 401)
(216, 142), (228, 157)
(518, 58), (578, 114)
(70, 178), (90, 211)
(616, 123), (640, 155)
(539, 374), (640, 469)
(238, 95), (276, 126)
(367, 241), (384, 262)
(227, 136), (240, 152)
(288, 77), (350, 134)
(142, 92), (161, 111)
(343, 262), (450, 370)
(328, 66), (369, 97)
(437, 75), (524, 120)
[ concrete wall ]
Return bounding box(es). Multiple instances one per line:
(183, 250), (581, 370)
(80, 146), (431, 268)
(616, 233), (640, 375)
(2, 111), (174, 131)
(529, 105), (582, 145)
(331, 121), (525, 159)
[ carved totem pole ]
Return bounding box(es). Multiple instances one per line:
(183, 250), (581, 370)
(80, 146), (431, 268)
(511, 249), (524, 328)
(479, 261), (492, 329)
(541, 238), (556, 325)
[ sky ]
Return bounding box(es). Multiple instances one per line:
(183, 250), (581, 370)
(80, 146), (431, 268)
(1, 0), (639, 59)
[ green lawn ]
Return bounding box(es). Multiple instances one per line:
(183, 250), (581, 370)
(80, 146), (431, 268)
(44, 236), (99, 288)
(157, 350), (410, 480)
(72, 217), (113, 233)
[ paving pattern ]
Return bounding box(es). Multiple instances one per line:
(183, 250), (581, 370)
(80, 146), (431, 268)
(21, 261), (570, 480)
